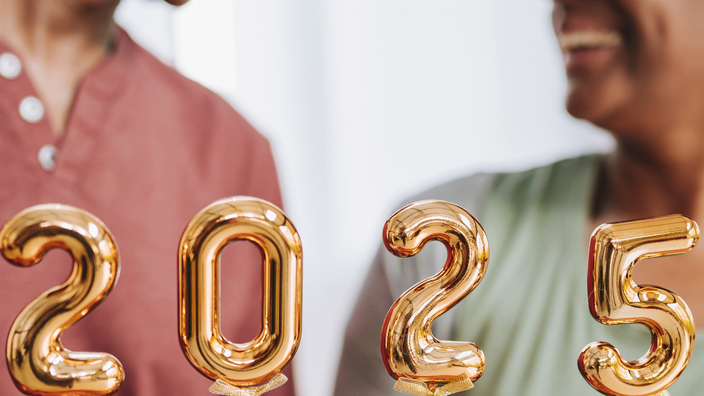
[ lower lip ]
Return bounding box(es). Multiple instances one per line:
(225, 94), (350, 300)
(564, 46), (619, 73)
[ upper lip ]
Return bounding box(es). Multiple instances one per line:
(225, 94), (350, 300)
(559, 14), (618, 34)
(559, 31), (622, 52)
(555, 12), (623, 52)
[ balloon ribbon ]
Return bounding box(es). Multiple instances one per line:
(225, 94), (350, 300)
(393, 376), (474, 396)
(209, 373), (288, 396)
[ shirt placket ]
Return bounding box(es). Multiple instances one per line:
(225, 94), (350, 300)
(0, 47), (62, 175)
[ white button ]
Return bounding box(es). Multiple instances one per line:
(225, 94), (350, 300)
(0, 52), (21, 79)
(38, 145), (58, 172)
(19, 96), (44, 123)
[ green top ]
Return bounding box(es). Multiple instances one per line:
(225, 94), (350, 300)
(333, 154), (703, 396)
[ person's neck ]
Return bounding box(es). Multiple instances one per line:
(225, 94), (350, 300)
(594, 127), (704, 223)
(0, 0), (119, 136)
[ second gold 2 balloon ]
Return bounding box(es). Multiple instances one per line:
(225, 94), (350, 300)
(381, 200), (488, 393)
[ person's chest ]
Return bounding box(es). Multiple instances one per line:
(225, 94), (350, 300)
(0, 96), (256, 396)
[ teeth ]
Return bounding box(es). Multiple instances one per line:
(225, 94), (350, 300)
(560, 31), (622, 51)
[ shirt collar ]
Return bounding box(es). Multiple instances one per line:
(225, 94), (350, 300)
(0, 23), (134, 102)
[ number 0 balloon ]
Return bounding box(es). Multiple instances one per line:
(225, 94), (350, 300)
(579, 215), (698, 396)
(179, 197), (302, 393)
(381, 200), (488, 396)
(0, 204), (124, 395)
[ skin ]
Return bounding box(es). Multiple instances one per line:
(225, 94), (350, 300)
(553, 0), (704, 323)
(0, 0), (189, 136)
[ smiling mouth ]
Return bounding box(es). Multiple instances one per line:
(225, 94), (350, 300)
(560, 31), (622, 52)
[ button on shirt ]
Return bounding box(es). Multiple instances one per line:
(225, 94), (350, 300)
(0, 52), (22, 79)
(0, 29), (293, 396)
(18, 95), (44, 123)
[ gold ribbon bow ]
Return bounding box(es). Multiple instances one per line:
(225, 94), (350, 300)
(209, 373), (288, 396)
(393, 376), (474, 396)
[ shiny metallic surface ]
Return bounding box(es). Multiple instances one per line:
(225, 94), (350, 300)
(178, 197), (302, 387)
(0, 204), (124, 395)
(579, 215), (699, 396)
(381, 200), (488, 386)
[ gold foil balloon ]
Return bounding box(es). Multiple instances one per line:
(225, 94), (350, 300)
(579, 215), (699, 396)
(0, 204), (124, 395)
(179, 197), (302, 388)
(381, 200), (488, 394)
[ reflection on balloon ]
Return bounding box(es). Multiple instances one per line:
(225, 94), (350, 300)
(0, 204), (124, 395)
(381, 200), (488, 395)
(579, 215), (698, 396)
(179, 196), (302, 390)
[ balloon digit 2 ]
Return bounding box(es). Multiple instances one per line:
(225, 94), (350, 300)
(0, 204), (124, 395)
(381, 200), (488, 393)
(579, 215), (699, 396)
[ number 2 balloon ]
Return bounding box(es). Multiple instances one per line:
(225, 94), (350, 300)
(381, 200), (488, 396)
(0, 204), (124, 395)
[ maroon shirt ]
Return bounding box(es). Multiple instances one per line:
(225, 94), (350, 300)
(0, 28), (295, 395)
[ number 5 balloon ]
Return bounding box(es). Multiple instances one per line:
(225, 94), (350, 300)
(179, 197), (302, 392)
(0, 204), (124, 395)
(579, 215), (698, 396)
(381, 200), (488, 395)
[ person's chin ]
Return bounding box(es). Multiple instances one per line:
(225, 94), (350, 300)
(565, 86), (606, 122)
(565, 73), (630, 126)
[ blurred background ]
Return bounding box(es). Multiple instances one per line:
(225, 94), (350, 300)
(116, 0), (613, 395)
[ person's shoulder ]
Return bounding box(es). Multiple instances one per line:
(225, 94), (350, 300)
(488, 153), (601, 202)
(494, 153), (600, 185)
(123, 32), (212, 101)
(401, 173), (497, 217)
(400, 154), (601, 216)
(121, 29), (265, 145)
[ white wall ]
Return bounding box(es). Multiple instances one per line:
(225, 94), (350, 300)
(116, 1), (613, 395)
